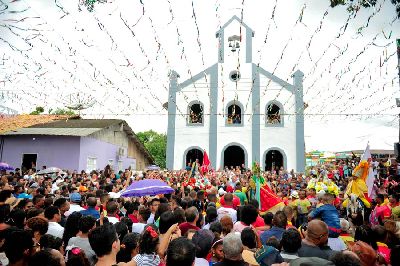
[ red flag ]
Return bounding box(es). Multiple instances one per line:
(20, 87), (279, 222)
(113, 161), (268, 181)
(259, 183), (285, 213)
(201, 150), (210, 174)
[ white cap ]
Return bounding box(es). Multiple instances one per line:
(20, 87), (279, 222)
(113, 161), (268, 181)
(218, 187), (226, 196)
(317, 190), (326, 199)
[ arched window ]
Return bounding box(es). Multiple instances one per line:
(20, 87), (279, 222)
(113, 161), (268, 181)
(188, 102), (203, 125)
(227, 104), (242, 125)
(266, 102), (283, 125)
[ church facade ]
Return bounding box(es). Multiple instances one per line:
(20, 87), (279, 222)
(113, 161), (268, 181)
(166, 16), (305, 172)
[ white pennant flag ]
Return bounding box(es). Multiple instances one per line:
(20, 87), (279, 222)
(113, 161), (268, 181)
(362, 143), (375, 197)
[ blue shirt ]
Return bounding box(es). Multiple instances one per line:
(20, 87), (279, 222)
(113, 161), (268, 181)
(309, 204), (340, 237)
(260, 226), (286, 245)
(17, 193), (32, 199)
(80, 207), (100, 219)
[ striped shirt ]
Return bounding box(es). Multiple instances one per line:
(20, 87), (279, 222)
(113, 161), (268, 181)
(133, 253), (161, 266)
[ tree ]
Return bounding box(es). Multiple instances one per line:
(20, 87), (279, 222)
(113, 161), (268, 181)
(330, 0), (400, 17)
(48, 108), (76, 115)
(29, 107), (76, 115)
(136, 130), (167, 169)
(30, 106), (45, 115)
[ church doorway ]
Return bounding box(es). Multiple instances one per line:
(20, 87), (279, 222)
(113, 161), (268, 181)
(223, 145), (245, 168)
(185, 148), (203, 167)
(264, 150), (284, 171)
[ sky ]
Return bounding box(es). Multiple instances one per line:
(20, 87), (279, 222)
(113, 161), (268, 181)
(0, 0), (399, 152)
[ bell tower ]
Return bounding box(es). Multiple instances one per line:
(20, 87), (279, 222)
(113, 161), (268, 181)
(215, 15), (254, 64)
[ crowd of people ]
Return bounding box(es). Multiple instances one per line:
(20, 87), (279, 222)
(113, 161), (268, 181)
(0, 157), (399, 266)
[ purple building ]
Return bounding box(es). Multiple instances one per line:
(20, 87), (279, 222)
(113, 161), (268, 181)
(0, 117), (153, 172)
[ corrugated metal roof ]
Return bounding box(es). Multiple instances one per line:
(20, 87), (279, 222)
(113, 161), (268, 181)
(2, 127), (101, 136)
(0, 115), (79, 134)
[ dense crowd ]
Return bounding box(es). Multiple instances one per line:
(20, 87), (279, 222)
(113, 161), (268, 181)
(0, 158), (399, 266)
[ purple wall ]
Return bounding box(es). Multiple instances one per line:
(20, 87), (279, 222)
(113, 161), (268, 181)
(1, 135), (136, 172)
(79, 137), (136, 171)
(1, 135), (80, 170)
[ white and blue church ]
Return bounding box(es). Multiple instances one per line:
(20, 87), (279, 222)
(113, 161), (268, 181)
(166, 16), (305, 172)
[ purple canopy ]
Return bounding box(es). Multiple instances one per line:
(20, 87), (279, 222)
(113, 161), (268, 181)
(0, 162), (14, 171)
(120, 179), (174, 197)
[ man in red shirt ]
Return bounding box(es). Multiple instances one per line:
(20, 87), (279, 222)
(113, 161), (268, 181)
(219, 187), (240, 209)
(124, 202), (139, 223)
(179, 206), (200, 236)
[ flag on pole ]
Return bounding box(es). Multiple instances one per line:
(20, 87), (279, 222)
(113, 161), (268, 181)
(259, 184), (285, 213)
(362, 143), (375, 198)
(201, 150), (210, 174)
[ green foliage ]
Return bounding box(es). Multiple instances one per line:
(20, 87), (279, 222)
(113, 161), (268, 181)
(83, 0), (107, 12)
(330, 0), (400, 17)
(30, 107), (76, 115)
(30, 106), (45, 115)
(136, 130), (167, 169)
(49, 108), (76, 115)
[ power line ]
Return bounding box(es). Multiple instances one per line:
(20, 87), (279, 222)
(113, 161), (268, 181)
(80, 112), (399, 116)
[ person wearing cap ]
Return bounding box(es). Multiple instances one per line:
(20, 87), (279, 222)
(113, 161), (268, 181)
(65, 192), (84, 217)
(78, 183), (88, 193)
(290, 190), (311, 228)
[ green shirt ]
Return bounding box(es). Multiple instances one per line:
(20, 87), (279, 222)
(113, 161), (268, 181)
(234, 190), (248, 205)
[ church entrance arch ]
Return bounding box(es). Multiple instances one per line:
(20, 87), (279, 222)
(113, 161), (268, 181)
(222, 144), (246, 169)
(264, 149), (285, 171)
(185, 148), (203, 168)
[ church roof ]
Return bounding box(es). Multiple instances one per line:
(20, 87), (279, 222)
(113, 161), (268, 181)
(215, 15), (255, 37)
